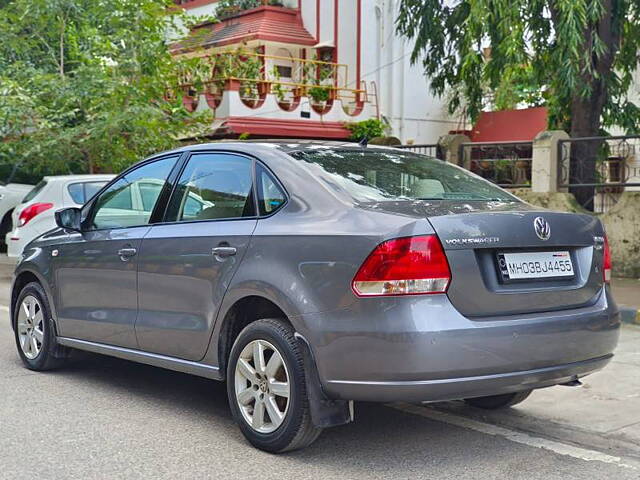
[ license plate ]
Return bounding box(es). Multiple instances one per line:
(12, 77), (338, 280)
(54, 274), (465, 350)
(498, 251), (574, 280)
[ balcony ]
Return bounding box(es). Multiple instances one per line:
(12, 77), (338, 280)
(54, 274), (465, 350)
(174, 51), (379, 138)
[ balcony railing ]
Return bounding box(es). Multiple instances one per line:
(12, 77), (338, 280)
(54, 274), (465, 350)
(177, 51), (373, 115)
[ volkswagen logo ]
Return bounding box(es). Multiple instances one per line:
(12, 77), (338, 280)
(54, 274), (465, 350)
(534, 217), (551, 241)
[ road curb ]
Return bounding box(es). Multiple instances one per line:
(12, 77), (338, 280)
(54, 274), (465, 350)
(620, 306), (640, 325)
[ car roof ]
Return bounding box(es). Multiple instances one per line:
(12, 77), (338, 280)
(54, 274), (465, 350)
(149, 140), (400, 160)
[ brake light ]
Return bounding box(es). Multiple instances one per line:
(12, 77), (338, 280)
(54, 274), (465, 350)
(352, 235), (451, 296)
(18, 202), (53, 227)
(603, 235), (611, 283)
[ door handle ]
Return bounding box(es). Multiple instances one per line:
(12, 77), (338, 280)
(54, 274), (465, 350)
(117, 247), (137, 260)
(212, 246), (237, 259)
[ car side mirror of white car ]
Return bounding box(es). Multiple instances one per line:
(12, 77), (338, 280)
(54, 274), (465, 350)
(55, 207), (82, 231)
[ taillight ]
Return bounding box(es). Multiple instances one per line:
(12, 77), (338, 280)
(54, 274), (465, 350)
(18, 202), (53, 227)
(603, 235), (611, 283)
(352, 235), (451, 296)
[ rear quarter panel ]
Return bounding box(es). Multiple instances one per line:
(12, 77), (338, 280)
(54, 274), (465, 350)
(207, 198), (434, 369)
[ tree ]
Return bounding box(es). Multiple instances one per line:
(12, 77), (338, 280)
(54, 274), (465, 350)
(396, 0), (640, 209)
(0, 0), (212, 179)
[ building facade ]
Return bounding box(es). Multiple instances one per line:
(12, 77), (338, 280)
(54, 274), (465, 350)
(174, 0), (461, 142)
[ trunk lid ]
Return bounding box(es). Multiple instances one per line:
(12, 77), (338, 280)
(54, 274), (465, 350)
(359, 200), (605, 317)
(429, 207), (604, 317)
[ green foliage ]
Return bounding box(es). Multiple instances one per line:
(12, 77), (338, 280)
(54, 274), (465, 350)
(0, 0), (213, 178)
(345, 118), (388, 141)
(308, 86), (331, 103)
(396, 0), (640, 136)
(303, 54), (334, 104)
(216, 0), (286, 19)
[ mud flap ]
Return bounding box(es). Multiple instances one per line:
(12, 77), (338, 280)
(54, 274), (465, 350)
(295, 332), (353, 428)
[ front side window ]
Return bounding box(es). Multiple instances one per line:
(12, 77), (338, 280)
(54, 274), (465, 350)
(89, 156), (178, 230)
(166, 153), (255, 222)
(290, 149), (517, 203)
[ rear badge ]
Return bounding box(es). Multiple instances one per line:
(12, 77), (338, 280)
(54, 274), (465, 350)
(444, 237), (500, 246)
(51, 249), (59, 257)
(593, 236), (605, 250)
(534, 217), (551, 241)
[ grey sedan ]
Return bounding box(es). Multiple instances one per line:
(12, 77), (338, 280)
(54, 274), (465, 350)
(10, 142), (619, 452)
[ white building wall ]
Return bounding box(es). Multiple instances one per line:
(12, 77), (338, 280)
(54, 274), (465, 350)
(336, 1), (357, 89)
(318, 0), (334, 45)
(359, 0), (461, 144)
(300, 0), (318, 39)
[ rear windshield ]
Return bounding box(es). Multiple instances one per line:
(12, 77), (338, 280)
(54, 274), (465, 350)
(290, 149), (517, 203)
(22, 180), (47, 203)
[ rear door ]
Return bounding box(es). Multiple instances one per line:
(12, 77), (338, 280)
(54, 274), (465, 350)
(135, 152), (257, 360)
(53, 156), (180, 347)
(428, 209), (605, 317)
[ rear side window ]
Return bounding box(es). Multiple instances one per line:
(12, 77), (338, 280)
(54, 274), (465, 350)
(166, 153), (255, 222)
(67, 181), (108, 204)
(23, 180), (47, 203)
(257, 164), (286, 215)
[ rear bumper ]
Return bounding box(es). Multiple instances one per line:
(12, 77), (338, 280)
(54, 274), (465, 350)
(324, 355), (611, 403)
(6, 231), (26, 258)
(296, 286), (620, 402)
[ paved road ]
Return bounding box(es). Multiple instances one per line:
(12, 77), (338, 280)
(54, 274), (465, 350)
(1, 262), (639, 479)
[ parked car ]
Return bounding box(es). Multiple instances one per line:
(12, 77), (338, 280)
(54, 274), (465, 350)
(7, 175), (115, 257)
(9, 143), (619, 453)
(0, 183), (34, 250)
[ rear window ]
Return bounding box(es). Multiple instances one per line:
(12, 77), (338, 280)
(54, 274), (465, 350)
(22, 180), (47, 203)
(67, 181), (108, 204)
(290, 149), (516, 203)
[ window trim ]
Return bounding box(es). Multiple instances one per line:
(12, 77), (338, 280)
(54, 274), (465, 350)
(81, 153), (185, 232)
(159, 150), (262, 226)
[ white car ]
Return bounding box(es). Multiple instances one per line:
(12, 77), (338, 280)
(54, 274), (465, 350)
(0, 183), (34, 249)
(7, 175), (115, 257)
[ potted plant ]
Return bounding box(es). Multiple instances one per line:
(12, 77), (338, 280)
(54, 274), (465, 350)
(308, 86), (330, 107)
(239, 81), (262, 107)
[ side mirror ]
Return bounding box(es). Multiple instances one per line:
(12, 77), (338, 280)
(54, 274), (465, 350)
(55, 207), (82, 231)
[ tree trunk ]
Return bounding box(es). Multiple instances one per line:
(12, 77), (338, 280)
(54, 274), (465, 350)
(552, 0), (620, 211)
(568, 87), (606, 211)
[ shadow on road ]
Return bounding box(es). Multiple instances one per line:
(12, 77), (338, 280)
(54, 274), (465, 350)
(43, 351), (560, 477)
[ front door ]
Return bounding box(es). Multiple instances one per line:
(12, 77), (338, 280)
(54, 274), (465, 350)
(54, 155), (180, 348)
(136, 152), (257, 360)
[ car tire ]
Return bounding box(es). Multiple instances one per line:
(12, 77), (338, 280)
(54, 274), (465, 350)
(0, 211), (12, 252)
(226, 318), (322, 453)
(464, 390), (533, 410)
(13, 282), (69, 371)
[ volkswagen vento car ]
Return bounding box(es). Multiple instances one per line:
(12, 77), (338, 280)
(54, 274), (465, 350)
(10, 142), (620, 452)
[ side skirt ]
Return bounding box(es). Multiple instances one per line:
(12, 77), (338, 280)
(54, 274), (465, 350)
(56, 337), (222, 380)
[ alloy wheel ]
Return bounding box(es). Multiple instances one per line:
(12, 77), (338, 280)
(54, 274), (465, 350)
(16, 295), (44, 360)
(234, 339), (291, 434)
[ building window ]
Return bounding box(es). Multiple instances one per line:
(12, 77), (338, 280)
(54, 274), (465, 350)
(275, 65), (293, 78)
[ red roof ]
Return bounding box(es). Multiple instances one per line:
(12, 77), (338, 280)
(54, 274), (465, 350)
(213, 117), (351, 139)
(175, 6), (316, 51)
(469, 107), (548, 142)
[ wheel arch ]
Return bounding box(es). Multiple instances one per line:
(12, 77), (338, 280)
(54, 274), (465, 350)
(215, 294), (295, 380)
(1, 208), (14, 227)
(11, 267), (57, 332)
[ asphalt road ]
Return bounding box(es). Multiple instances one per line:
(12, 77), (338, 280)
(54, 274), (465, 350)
(1, 262), (639, 479)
